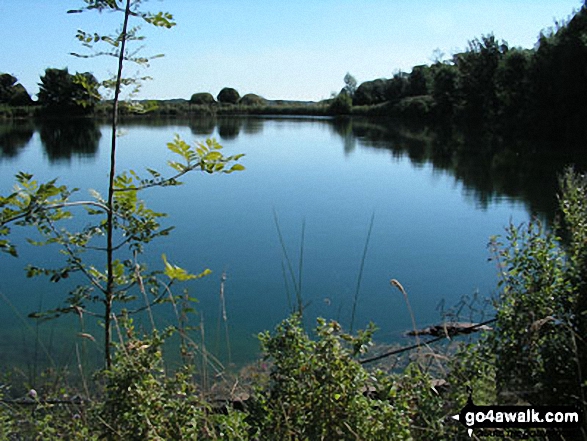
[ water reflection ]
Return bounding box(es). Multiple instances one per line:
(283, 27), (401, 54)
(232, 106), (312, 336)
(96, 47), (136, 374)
(0, 121), (34, 158)
(347, 118), (586, 221)
(39, 119), (101, 162)
(188, 116), (264, 138)
(2, 116), (584, 222)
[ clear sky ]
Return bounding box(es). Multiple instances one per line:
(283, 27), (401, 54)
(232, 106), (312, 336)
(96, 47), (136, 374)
(0, 0), (583, 101)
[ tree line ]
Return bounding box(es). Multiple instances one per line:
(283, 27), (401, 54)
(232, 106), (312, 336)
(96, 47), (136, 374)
(3, 1), (587, 141)
(343, 2), (587, 142)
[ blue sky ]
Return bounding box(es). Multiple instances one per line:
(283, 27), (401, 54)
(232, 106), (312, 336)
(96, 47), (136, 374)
(0, 0), (583, 101)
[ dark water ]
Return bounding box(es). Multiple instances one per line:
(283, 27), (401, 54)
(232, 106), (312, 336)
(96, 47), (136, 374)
(0, 116), (580, 371)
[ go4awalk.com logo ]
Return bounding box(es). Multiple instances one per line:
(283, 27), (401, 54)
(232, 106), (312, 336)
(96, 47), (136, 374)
(451, 394), (583, 437)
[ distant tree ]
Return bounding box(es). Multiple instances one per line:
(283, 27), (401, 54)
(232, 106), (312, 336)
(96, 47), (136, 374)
(454, 34), (508, 123)
(407, 65), (432, 96)
(0, 74), (33, 106)
(239, 93), (266, 106)
(431, 63), (461, 120)
(353, 79), (387, 106)
(190, 92), (216, 105)
(384, 73), (409, 103)
(494, 48), (532, 126)
(343, 72), (358, 97)
(38, 68), (100, 114)
(0, 74), (18, 103)
(217, 87), (240, 104)
(328, 93), (352, 115)
(9, 84), (33, 106)
(529, 4), (587, 139)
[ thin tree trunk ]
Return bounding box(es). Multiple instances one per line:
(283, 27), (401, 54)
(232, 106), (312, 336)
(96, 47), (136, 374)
(105, 0), (132, 369)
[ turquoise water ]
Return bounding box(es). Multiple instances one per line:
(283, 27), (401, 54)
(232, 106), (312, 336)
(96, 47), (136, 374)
(0, 117), (548, 369)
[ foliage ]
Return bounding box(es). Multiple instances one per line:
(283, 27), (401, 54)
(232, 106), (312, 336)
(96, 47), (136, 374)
(248, 315), (413, 440)
(352, 78), (388, 106)
(94, 325), (210, 440)
(0, 74), (33, 106)
(431, 63), (461, 121)
(393, 95), (435, 119)
(37, 68), (100, 114)
(238, 93), (266, 106)
(348, 3), (587, 143)
(217, 87), (241, 105)
(489, 167), (586, 412)
(453, 34), (508, 124)
(407, 65), (432, 96)
(190, 92), (217, 106)
(328, 93), (352, 115)
(342, 72), (357, 97)
(0, 0), (245, 370)
(384, 73), (409, 103)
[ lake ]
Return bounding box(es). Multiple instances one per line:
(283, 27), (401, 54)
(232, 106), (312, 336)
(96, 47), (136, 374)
(0, 116), (576, 372)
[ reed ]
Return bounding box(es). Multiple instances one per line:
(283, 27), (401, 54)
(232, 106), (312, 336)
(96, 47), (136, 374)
(215, 270), (232, 366)
(272, 209), (305, 315)
(390, 278), (421, 348)
(349, 212), (375, 334)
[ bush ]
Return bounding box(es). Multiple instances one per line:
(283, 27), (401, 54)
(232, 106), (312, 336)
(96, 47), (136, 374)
(238, 93), (266, 106)
(489, 167), (587, 411)
(248, 315), (412, 440)
(217, 87), (240, 104)
(190, 92), (216, 106)
(353, 79), (388, 106)
(328, 93), (352, 115)
(394, 95), (435, 119)
(94, 325), (249, 440)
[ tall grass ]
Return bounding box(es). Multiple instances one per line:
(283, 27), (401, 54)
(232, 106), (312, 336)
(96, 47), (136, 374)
(349, 212), (375, 334)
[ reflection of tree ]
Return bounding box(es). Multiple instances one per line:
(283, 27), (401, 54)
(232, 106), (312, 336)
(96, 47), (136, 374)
(189, 116), (216, 136)
(347, 119), (578, 222)
(330, 118), (356, 155)
(39, 119), (101, 162)
(217, 117), (242, 140)
(242, 117), (264, 135)
(0, 121), (34, 159)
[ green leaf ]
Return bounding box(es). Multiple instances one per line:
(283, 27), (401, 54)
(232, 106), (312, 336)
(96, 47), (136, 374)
(162, 254), (200, 281)
(229, 164), (245, 172)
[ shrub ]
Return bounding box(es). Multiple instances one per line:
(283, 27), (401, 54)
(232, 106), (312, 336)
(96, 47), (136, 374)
(328, 93), (352, 115)
(394, 95), (435, 119)
(93, 325), (249, 440)
(190, 92), (216, 106)
(238, 93), (266, 106)
(248, 315), (412, 440)
(217, 87), (240, 104)
(489, 167), (587, 411)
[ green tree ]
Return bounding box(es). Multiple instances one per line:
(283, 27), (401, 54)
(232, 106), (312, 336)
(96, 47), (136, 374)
(37, 68), (100, 114)
(0, 73), (33, 106)
(453, 34), (508, 123)
(343, 72), (358, 97)
(217, 87), (240, 104)
(528, 4), (587, 141)
(384, 72), (409, 103)
(431, 63), (461, 120)
(494, 48), (532, 129)
(0, 0), (244, 369)
(328, 93), (352, 115)
(353, 78), (387, 106)
(190, 92), (216, 105)
(407, 65), (432, 96)
(239, 93), (266, 106)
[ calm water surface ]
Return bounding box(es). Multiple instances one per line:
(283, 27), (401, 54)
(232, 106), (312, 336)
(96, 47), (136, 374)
(0, 116), (571, 369)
